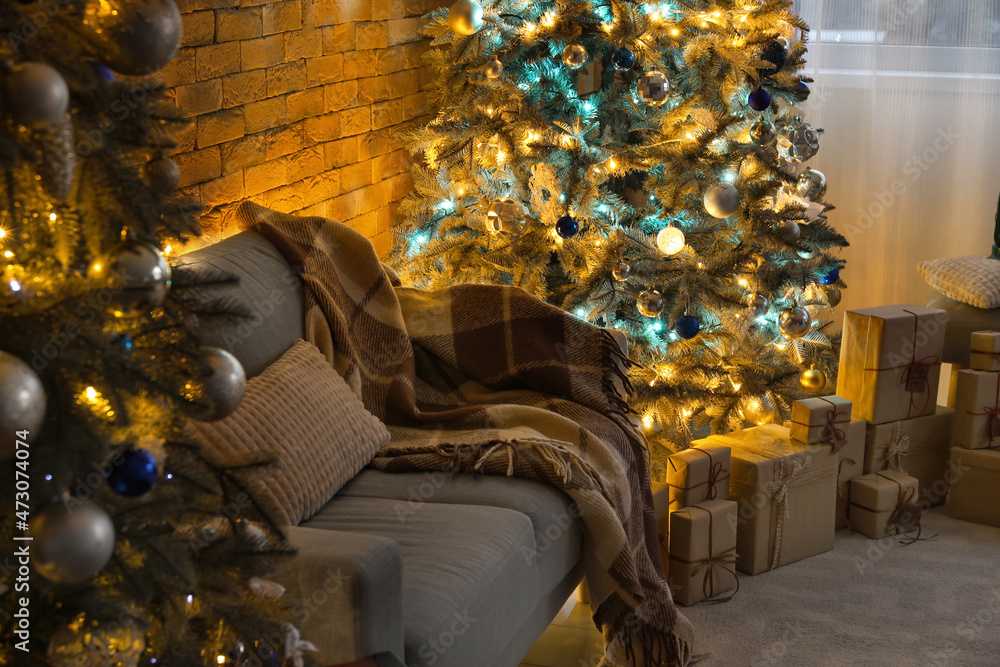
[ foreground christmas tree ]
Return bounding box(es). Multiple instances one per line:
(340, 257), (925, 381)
(391, 0), (848, 471)
(0, 2), (305, 665)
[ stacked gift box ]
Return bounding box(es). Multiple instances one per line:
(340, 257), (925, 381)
(949, 331), (1000, 528)
(834, 304), (957, 537)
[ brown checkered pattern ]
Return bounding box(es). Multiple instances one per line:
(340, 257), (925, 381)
(237, 202), (695, 666)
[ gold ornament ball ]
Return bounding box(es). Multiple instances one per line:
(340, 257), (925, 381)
(743, 393), (777, 425)
(448, 0), (484, 35)
(637, 290), (665, 317)
(800, 368), (827, 392)
(562, 43), (588, 69)
(484, 56), (503, 79)
(796, 168), (827, 200)
(825, 286), (843, 307)
(612, 259), (631, 281)
(656, 226), (685, 255)
(637, 70), (671, 106)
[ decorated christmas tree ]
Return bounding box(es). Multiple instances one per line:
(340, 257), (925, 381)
(391, 0), (848, 473)
(0, 2), (306, 665)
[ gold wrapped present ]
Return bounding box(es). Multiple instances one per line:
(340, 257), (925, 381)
(789, 395), (852, 446)
(667, 499), (738, 606)
(953, 370), (1000, 450)
(665, 444), (731, 510)
(970, 331), (1000, 372)
(837, 305), (947, 424)
(849, 470), (921, 539)
(865, 406), (953, 507)
(697, 424), (837, 575)
(948, 447), (1000, 528)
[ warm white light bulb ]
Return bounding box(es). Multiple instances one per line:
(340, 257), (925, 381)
(656, 226), (685, 255)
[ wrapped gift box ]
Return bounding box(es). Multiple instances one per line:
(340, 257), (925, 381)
(970, 331), (1000, 372)
(837, 304), (947, 425)
(953, 370), (1000, 450)
(696, 424), (837, 575)
(667, 499), (738, 606)
(948, 447), (1000, 528)
(835, 419), (868, 529)
(666, 444), (731, 510)
(789, 395), (852, 446)
(865, 406), (953, 507)
(651, 482), (670, 578)
(849, 469), (920, 539)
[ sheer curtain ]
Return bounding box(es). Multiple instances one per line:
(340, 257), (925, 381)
(795, 1), (1000, 316)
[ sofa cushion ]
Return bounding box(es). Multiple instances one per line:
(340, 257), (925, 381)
(338, 469), (583, 587)
(918, 255), (1000, 309)
(302, 496), (542, 667)
(190, 340), (390, 526)
(173, 230), (305, 379)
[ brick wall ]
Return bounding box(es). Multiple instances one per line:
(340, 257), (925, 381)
(164, 0), (445, 256)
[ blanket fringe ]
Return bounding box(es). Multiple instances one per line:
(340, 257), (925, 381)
(595, 592), (694, 667)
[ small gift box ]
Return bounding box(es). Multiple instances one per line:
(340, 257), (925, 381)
(666, 444), (731, 510)
(837, 305), (947, 424)
(970, 331), (1000, 372)
(789, 395), (853, 446)
(849, 469), (921, 539)
(953, 370), (1000, 450)
(667, 499), (738, 606)
(865, 406), (953, 507)
(949, 447), (1000, 528)
(696, 424), (837, 575)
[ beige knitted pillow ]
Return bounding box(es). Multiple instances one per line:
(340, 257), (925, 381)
(190, 339), (390, 526)
(917, 256), (1000, 309)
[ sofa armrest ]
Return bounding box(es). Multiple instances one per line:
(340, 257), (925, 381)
(275, 526), (405, 666)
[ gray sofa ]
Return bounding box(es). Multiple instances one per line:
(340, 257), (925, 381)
(176, 230), (589, 667)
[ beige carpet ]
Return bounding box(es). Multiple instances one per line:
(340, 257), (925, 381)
(683, 507), (1000, 666)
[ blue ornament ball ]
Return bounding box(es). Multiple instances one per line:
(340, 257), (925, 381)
(612, 47), (635, 71)
(89, 60), (116, 82)
(555, 215), (579, 239)
(798, 80), (810, 96)
(105, 449), (158, 497)
(748, 87), (772, 112)
(757, 40), (787, 77)
(112, 333), (134, 356)
(820, 268), (840, 285)
(674, 314), (700, 340)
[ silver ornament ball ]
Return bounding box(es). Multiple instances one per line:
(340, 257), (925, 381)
(825, 286), (843, 307)
(562, 43), (588, 69)
(637, 70), (671, 106)
(796, 168), (827, 200)
(198, 347), (246, 421)
(656, 226), (685, 255)
(800, 368), (827, 393)
(484, 56), (503, 79)
(637, 290), (665, 317)
(85, 0), (183, 75)
(144, 155), (181, 193)
(777, 121), (820, 163)
(612, 259), (631, 281)
(4, 62), (70, 128)
(448, 0), (484, 35)
(486, 198), (526, 235)
(703, 183), (740, 218)
(797, 248), (817, 259)
(0, 351), (46, 462)
(89, 242), (172, 317)
(776, 219), (801, 243)
(778, 305), (811, 338)
(32, 500), (116, 583)
(748, 292), (770, 316)
(749, 119), (776, 145)
(743, 393), (777, 425)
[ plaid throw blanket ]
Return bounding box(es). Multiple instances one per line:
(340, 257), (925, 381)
(237, 202), (694, 667)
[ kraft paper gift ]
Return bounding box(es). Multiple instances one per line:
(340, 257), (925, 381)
(970, 331), (1000, 372)
(668, 499), (738, 606)
(849, 469), (920, 539)
(948, 447), (1000, 528)
(953, 370), (1000, 450)
(666, 444), (731, 510)
(651, 482), (670, 579)
(865, 406), (953, 507)
(789, 395), (852, 446)
(837, 304), (947, 425)
(697, 424), (837, 575)
(835, 419), (868, 529)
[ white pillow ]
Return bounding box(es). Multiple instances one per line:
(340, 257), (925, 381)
(917, 256), (1000, 309)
